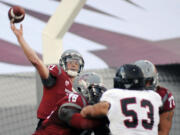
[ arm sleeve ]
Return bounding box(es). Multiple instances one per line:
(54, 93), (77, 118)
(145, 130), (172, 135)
(93, 116), (110, 135)
(41, 65), (62, 88)
(41, 73), (57, 88)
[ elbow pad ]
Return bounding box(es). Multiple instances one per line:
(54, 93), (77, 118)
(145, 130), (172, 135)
(58, 103), (82, 125)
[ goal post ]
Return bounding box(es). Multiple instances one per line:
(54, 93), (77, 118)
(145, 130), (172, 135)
(42, 0), (87, 65)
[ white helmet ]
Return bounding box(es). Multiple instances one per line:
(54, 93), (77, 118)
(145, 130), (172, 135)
(59, 49), (84, 77)
(134, 60), (158, 90)
(73, 72), (106, 104)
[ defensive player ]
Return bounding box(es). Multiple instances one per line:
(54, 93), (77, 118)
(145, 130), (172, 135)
(33, 72), (107, 135)
(10, 23), (84, 129)
(134, 60), (175, 135)
(81, 64), (162, 135)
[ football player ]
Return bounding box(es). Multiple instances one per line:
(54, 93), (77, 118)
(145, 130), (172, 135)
(81, 64), (162, 135)
(73, 72), (110, 135)
(134, 60), (175, 135)
(10, 23), (84, 129)
(33, 72), (107, 135)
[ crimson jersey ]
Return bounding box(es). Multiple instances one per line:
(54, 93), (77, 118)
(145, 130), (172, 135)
(156, 86), (175, 113)
(33, 92), (88, 135)
(37, 65), (73, 119)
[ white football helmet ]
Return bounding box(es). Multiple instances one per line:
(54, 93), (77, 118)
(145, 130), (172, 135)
(59, 49), (84, 77)
(134, 60), (158, 90)
(73, 72), (106, 104)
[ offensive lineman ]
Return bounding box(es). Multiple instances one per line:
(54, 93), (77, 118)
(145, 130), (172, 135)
(33, 72), (107, 135)
(73, 72), (110, 135)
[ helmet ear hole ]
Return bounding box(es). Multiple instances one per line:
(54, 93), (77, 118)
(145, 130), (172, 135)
(77, 87), (82, 92)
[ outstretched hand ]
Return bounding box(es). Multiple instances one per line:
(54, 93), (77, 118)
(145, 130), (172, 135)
(10, 22), (23, 39)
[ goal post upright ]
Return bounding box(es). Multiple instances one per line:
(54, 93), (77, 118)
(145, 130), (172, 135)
(42, 0), (87, 65)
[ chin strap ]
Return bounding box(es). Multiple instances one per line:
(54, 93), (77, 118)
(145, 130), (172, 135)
(67, 70), (78, 77)
(72, 87), (77, 93)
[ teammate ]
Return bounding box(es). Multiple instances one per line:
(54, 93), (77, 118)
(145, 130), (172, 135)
(10, 23), (84, 129)
(73, 72), (110, 135)
(73, 72), (106, 105)
(33, 72), (107, 135)
(81, 64), (162, 135)
(134, 60), (176, 135)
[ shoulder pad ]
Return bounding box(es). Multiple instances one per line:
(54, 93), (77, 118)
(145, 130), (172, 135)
(48, 64), (61, 77)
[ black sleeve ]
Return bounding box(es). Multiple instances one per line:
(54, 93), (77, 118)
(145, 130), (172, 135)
(93, 116), (111, 135)
(41, 73), (57, 88)
(58, 103), (82, 126)
(80, 117), (111, 135)
(80, 130), (93, 135)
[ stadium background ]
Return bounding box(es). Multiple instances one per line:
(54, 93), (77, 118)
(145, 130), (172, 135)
(0, 66), (180, 135)
(0, 0), (180, 135)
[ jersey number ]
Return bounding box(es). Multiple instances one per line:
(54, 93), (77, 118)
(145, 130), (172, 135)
(121, 97), (154, 129)
(68, 93), (79, 102)
(48, 65), (56, 71)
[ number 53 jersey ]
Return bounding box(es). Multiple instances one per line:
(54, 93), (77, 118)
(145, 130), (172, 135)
(100, 89), (162, 135)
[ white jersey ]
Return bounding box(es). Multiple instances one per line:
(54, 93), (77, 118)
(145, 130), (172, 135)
(100, 89), (162, 135)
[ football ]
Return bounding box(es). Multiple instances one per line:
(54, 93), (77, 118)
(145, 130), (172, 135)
(8, 6), (25, 23)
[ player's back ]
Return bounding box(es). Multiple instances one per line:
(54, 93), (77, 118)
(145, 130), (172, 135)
(101, 89), (162, 135)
